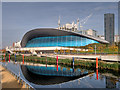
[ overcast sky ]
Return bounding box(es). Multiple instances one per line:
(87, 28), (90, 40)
(2, 2), (118, 48)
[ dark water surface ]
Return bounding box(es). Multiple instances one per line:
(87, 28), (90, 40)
(1, 62), (120, 89)
(21, 65), (90, 85)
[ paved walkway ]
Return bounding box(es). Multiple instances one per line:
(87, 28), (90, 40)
(0, 65), (25, 89)
(45, 54), (120, 62)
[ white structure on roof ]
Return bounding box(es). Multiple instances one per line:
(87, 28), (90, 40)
(58, 18), (80, 31)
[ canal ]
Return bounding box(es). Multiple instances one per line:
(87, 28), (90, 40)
(1, 61), (120, 89)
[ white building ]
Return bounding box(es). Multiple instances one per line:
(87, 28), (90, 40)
(86, 29), (97, 37)
(97, 35), (105, 40)
(77, 29), (97, 37)
(14, 41), (21, 48)
(114, 35), (120, 43)
(77, 30), (87, 35)
(98, 35), (120, 43)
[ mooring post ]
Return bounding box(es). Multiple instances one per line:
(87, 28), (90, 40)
(9, 54), (10, 62)
(96, 57), (98, 69)
(96, 57), (98, 80)
(96, 69), (98, 80)
(23, 54), (24, 64)
(73, 57), (74, 72)
(15, 54), (16, 62)
(46, 56), (47, 68)
(56, 56), (58, 71)
(4, 54), (5, 62)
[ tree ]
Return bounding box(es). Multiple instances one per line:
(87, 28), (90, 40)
(21, 50), (25, 54)
(65, 49), (70, 54)
(88, 47), (93, 53)
(72, 49), (77, 54)
(54, 48), (58, 53)
(108, 45), (118, 53)
(60, 48), (64, 54)
(2, 49), (6, 53)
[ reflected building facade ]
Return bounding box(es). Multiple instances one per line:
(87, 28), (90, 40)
(106, 76), (117, 88)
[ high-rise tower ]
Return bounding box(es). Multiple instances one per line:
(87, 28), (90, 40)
(104, 13), (114, 45)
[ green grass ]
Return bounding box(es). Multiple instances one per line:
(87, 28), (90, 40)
(2, 54), (119, 71)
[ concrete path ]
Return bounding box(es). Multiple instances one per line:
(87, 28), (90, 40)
(45, 54), (120, 62)
(0, 65), (25, 89)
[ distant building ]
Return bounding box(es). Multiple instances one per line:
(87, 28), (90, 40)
(104, 13), (115, 45)
(114, 35), (120, 43)
(98, 35), (105, 40)
(14, 41), (21, 48)
(77, 29), (97, 37)
(86, 29), (97, 37)
(77, 30), (87, 35)
(97, 35), (119, 43)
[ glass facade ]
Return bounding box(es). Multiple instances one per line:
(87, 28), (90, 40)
(26, 65), (89, 77)
(25, 35), (99, 47)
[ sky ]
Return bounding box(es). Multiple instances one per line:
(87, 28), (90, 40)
(2, 0), (120, 2)
(2, 2), (118, 48)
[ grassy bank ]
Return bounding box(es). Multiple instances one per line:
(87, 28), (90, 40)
(2, 54), (120, 71)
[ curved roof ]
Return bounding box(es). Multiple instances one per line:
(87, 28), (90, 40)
(21, 28), (109, 47)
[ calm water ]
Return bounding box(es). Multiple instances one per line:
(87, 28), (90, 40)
(1, 62), (120, 89)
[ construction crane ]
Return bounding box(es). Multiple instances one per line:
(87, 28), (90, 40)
(80, 13), (93, 34)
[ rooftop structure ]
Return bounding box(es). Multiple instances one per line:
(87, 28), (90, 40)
(58, 18), (79, 32)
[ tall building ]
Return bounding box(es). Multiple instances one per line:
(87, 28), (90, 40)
(104, 13), (114, 45)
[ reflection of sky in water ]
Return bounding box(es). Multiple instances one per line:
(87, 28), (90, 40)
(1, 62), (119, 88)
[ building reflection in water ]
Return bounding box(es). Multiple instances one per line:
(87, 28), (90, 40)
(21, 65), (92, 85)
(106, 76), (118, 89)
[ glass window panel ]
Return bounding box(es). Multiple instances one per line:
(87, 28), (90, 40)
(25, 35), (99, 47)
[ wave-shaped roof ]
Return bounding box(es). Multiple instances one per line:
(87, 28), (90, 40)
(21, 28), (109, 47)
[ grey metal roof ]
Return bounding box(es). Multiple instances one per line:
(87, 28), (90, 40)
(21, 28), (109, 47)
